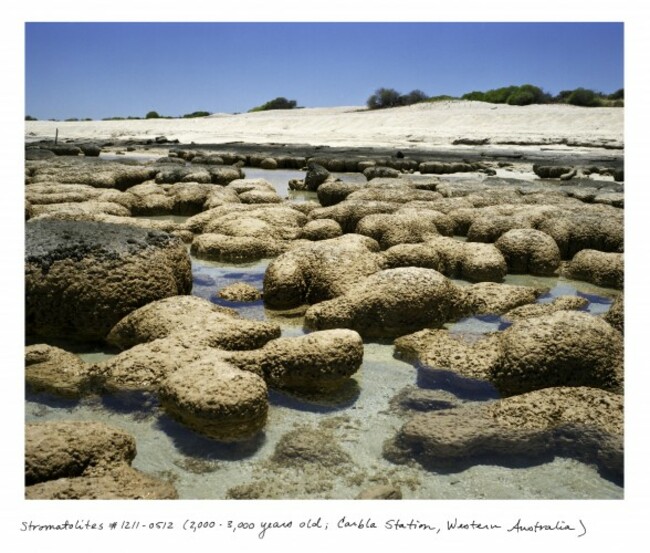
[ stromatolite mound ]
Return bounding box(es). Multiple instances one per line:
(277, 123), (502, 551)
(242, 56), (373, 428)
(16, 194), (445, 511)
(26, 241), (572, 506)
(25, 344), (93, 398)
(263, 233), (383, 309)
(494, 228), (561, 275)
(564, 249), (624, 289)
(502, 295), (589, 322)
(25, 421), (176, 499)
(26, 219), (192, 341)
(493, 310), (623, 395)
(159, 359), (268, 441)
(604, 294), (623, 334)
(387, 386), (623, 478)
(106, 295), (279, 351)
(304, 267), (465, 338)
(226, 329), (364, 392)
(217, 282), (262, 302)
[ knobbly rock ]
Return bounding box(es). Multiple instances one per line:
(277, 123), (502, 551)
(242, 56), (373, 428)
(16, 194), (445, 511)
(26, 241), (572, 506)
(199, 204), (307, 239)
(348, 187), (443, 204)
(191, 233), (291, 262)
(308, 200), (400, 233)
(260, 157), (278, 169)
(217, 282), (262, 302)
(271, 426), (351, 467)
(263, 234), (383, 309)
(304, 163), (331, 191)
(493, 311), (623, 395)
(26, 182), (136, 210)
(25, 421), (136, 485)
(304, 268), (465, 339)
(226, 329), (363, 392)
(25, 344), (92, 398)
(26, 147), (56, 160)
(383, 236), (507, 282)
(299, 219), (343, 240)
(159, 359), (268, 441)
(29, 162), (158, 190)
(25, 464), (178, 499)
(537, 211), (624, 259)
(604, 294), (623, 334)
(316, 180), (364, 206)
(26, 220), (192, 341)
(495, 228), (561, 275)
(564, 249), (624, 289)
(462, 282), (543, 315)
(533, 165), (575, 179)
(191, 154), (224, 165)
(106, 295), (279, 351)
(155, 166), (212, 184)
(394, 330), (502, 382)
(29, 200), (131, 219)
(25, 421), (177, 499)
(356, 208), (453, 249)
(388, 386), (623, 477)
(363, 166), (400, 179)
(502, 296), (589, 322)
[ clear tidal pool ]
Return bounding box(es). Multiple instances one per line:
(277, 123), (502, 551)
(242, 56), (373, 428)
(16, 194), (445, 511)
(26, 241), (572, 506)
(25, 168), (624, 500)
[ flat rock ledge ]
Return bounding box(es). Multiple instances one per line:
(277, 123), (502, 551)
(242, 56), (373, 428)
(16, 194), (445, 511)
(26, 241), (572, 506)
(386, 386), (623, 479)
(25, 421), (177, 499)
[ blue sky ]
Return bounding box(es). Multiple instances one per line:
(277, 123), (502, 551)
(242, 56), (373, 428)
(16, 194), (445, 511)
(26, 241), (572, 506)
(25, 22), (624, 120)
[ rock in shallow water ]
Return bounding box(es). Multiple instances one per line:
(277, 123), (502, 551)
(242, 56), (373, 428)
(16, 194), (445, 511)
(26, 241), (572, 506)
(25, 219), (192, 342)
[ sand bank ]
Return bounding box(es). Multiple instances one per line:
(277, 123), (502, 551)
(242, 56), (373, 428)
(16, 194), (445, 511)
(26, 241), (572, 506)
(25, 101), (623, 151)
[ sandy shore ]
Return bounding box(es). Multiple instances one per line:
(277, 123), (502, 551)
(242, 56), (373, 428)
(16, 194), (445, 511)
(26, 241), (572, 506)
(25, 101), (624, 151)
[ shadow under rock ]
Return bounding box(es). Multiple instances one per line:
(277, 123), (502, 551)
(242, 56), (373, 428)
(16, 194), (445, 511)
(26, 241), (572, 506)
(268, 379), (361, 413)
(416, 363), (500, 401)
(155, 414), (266, 460)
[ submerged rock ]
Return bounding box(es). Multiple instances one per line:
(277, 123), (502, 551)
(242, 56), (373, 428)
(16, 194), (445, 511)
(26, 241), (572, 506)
(25, 344), (93, 398)
(388, 386), (623, 478)
(26, 220), (192, 341)
(217, 282), (262, 302)
(25, 421), (176, 499)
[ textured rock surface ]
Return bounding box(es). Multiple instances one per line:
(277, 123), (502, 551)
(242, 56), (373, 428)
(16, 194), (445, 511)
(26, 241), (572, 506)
(462, 282), (544, 315)
(389, 386), (623, 478)
(226, 329), (364, 392)
(217, 282), (262, 302)
(502, 295), (589, 322)
(604, 294), (624, 334)
(493, 311), (623, 395)
(106, 295), (279, 351)
(564, 249), (624, 289)
(263, 234), (383, 309)
(25, 344), (92, 398)
(159, 359), (268, 441)
(25, 421), (176, 499)
(494, 228), (561, 275)
(26, 220), (192, 341)
(304, 268), (465, 338)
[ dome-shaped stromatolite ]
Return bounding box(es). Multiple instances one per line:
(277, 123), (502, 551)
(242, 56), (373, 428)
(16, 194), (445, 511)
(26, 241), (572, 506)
(217, 282), (262, 302)
(159, 359), (268, 441)
(299, 219), (343, 240)
(604, 294), (623, 334)
(388, 386), (622, 478)
(263, 233), (383, 309)
(493, 310), (623, 396)
(26, 220), (192, 342)
(564, 249), (624, 289)
(25, 421), (176, 499)
(25, 344), (92, 398)
(226, 329), (364, 392)
(106, 295), (279, 351)
(495, 228), (561, 275)
(304, 267), (465, 339)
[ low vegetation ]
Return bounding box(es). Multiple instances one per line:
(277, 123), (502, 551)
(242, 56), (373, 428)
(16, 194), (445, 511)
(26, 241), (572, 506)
(365, 85), (624, 109)
(248, 97), (298, 112)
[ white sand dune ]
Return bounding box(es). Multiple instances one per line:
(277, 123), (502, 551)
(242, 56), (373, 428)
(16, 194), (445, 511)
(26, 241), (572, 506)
(25, 101), (624, 150)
